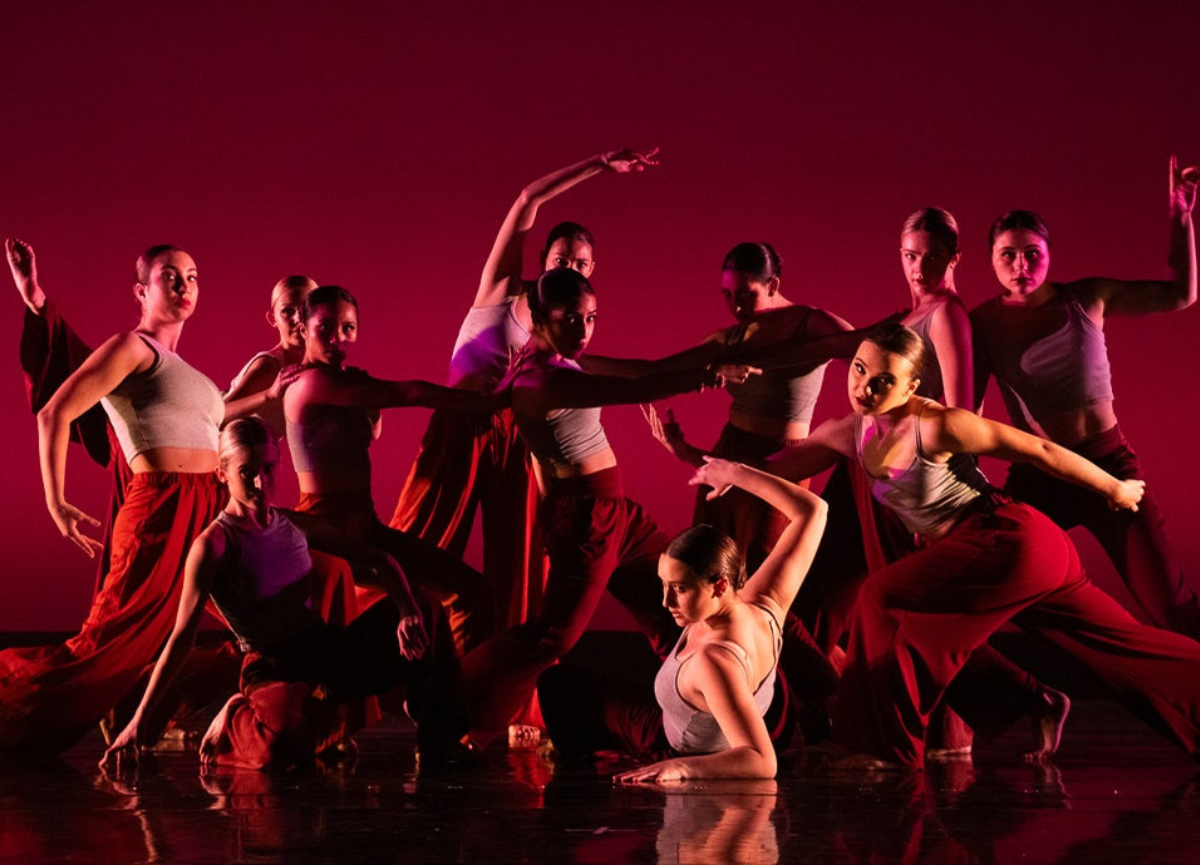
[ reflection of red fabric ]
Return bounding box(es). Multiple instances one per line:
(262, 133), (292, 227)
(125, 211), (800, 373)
(463, 468), (679, 748)
(0, 472), (223, 754)
(391, 407), (546, 630)
(833, 499), (1200, 768)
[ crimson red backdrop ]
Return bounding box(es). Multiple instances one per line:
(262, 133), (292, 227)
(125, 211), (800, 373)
(3, 1), (1198, 630)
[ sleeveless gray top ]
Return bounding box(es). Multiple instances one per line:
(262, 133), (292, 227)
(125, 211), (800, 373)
(654, 603), (780, 753)
(448, 296), (531, 389)
(101, 333), (223, 462)
(509, 349), (610, 470)
(904, 295), (967, 402)
(856, 401), (991, 537)
(724, 307), (827, 424)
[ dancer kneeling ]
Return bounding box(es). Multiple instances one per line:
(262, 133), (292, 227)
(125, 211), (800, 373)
(540, 458), (826, 782)
(101, 418), (465, 772)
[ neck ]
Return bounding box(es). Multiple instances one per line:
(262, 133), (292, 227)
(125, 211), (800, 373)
(225, 499), (272, 528)
(278, 343), (306, 365)
(910, 284), (957, 308)
(1000, 282), (1054, 308)
(137, 320), (185, 351)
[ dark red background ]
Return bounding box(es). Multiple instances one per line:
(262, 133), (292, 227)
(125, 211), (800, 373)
(3, 1), (1197, 630)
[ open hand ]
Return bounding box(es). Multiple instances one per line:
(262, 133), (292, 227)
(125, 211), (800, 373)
(601, 147), (660, 173)
(1170, 155), (1199, 216)
(396, 613), (429, 661)
(99, 725), (141, 777)
(640, 403), (684, 452)
(50, 500), (104, 558)
(615, 757), (690, 784)
(689, 456), (739, 501)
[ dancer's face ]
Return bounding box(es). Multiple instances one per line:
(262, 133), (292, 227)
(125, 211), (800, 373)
(848, 340), (919, 415)
(535, 292), (597, 360)
(991, 229), (1051, 298)
(543, 237), (595, 277)
(268, 286), (308, 350)
(900, 231), (959, 294)
(659, 556), (723, 625)
(301, 300), (358, 368)
(136, 250), (198, 324)
(218, 441), (280, 512)
(721, 269), (779, 322)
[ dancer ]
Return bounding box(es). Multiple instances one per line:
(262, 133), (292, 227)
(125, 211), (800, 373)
(0, 245), (284, 753)
(226, 275), (318, 439)
(540, 457), (826, 781)
(392, 148), (657, 631)
(633, 242), (850, 574)
(100, 418), (464, 772)
(282, 284), (498, 653)
(461, 268), (759, 748)
(775, 323), (1200, 769)
(971, 156), (1200, 637)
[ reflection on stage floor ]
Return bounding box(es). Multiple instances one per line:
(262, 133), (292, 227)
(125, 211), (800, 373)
(2, 698), (1199, 864)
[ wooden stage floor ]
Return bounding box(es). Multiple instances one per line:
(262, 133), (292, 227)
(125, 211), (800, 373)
(2, 697), (1199, 864)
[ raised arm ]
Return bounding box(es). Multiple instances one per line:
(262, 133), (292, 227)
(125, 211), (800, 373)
(99, 525), (223, 774)
(1077, 155), (1198, 317)
(37, 332), (153, 556)
(691, 459), (828, 618)
(934, 406), (1144, 509)
(476, 148), (659, 308)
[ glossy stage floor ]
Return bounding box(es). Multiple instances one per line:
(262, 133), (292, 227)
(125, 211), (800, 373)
(3, 695), (1200, 864)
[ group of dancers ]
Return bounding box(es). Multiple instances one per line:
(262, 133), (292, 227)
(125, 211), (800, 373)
(2, 147), (1199, 781)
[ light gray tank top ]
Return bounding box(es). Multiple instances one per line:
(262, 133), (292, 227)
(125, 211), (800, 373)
(448, 297), (531, 389)
(101, 333), (224, 462)
(856, 401), (991, 537)
(228, 350), (286, 439)
(724, 308), (827, 424)
(509, 349), (610, 470)
(209, 510), (322, 653)
(976, 290), (1114, 422)
(654, 604), (780, 753)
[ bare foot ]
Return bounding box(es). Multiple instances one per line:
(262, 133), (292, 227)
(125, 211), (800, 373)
(1022, 686), (1070, 764)
(926, 744), (972, 762)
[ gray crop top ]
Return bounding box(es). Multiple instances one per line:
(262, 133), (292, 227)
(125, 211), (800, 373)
(905, 296), (967, 402)
(509, 350), (610, 470)
(857, 401), (992, 537)
(654, 603), (780, 754)
(209, 510), (322, 653)
(974, 290), (1114, 423)
(447, 297), (531, 390)
(100, 333), (224, 462)
(724, 308), (827, 424)
(228, 350), (286, 439)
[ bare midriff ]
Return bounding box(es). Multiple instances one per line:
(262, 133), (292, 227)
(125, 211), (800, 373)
(130, 447), (219, 474)
(296, 465), (373, 495)
(1028, 400), (1119, 448)
(729, 408), (809, 443)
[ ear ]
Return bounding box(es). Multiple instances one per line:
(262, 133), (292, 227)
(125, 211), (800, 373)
(713, 576), (728, 597)
(133, 282), (147, 303)
(765, 276), (781, 296)
(265, 309), (278, 328)
(948, 251), (962, 269)
(214, 463), (228, 485)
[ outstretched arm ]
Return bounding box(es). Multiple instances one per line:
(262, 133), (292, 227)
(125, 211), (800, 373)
(287, 367), (505, 415)
(935, 406), (1144, 510)
(764, 413), (856, 483)
(516, 362), (757, 412)
(476, 148), (659, 308)
(99, 526), (222, 774)
(1078, 155), (1198, 316)
(691, 459), (827, 617)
